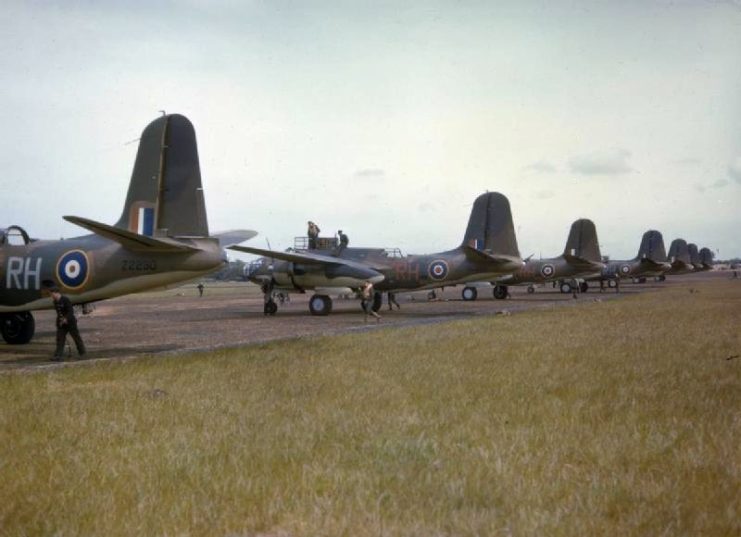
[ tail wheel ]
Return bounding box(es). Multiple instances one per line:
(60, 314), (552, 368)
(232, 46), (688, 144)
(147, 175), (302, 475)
(560, 282), (572, 294)
(0, 312), (35, 345)
(309, 294), (332, 316)
(493, 285), (508, 300)
(372, 291), (383, 312)
(462, 286), (478, 301)
(579, 282), (588, 293)
(607, 279), (617, 288)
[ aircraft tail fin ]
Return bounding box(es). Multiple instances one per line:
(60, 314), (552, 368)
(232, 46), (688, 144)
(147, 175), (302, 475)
(699, 247), (714, 267)
(688, 243), (700, 265)
(462, 192), (520, 258)
(114, 114), (209, 238)
(562, 218), (601, 262)
(668, 239), (691, 264)
(637, 229), (667, 262)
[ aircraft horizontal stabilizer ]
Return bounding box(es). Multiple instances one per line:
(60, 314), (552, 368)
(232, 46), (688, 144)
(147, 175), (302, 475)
(463, 245), (523, 271)
(229, 245), (385, 274)
(211, 230), (258, 248)
(563, 254), (604, 270)
(64, 216), (198, 252)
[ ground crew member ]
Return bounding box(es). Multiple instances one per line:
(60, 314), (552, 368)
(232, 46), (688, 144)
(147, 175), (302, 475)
(307, 221), (320, 249)
(197, 283), (204, 297)
(338, 229), (349, 248)
(387, 291), (400, 310)
(47, 285), (86, 361)
(361, 281), (381, 322)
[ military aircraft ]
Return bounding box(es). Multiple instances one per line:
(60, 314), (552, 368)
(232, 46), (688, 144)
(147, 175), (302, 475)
(687, 243), (705, 272)
(698, 247), (715, 270)
(476, 218), (604, 300)
(0, 113), (255, 344)
(665, 238), (694, 275)
(598, 229), (671, 288)
(230, 192), (524, 315)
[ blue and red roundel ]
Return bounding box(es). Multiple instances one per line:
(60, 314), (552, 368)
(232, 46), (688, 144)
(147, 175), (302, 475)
(540, 264), (555, 278)
(428, 260), (449, 280)
(56, 250), (90, 290)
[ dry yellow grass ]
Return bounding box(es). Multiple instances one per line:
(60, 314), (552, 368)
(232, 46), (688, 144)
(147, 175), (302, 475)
(0, 279), (739, 536)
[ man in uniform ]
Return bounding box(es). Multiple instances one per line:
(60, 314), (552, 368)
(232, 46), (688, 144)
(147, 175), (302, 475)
(46, 284), (86, 361)
(307, 221), (320, 249)
(338, 229), (349, 249)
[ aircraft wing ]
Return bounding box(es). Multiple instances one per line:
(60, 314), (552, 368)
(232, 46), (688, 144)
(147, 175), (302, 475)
(64, 216), (199, 252)
(463, 246), (523, 271)
(229, 245), (380, 272)
(211, 229), (258, 248)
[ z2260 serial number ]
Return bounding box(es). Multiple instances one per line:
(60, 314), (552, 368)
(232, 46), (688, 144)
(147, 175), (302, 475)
(121, 260), (157, 271)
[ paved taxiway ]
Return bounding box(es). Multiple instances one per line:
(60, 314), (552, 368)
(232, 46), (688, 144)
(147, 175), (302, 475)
(0, 272), (724, 370)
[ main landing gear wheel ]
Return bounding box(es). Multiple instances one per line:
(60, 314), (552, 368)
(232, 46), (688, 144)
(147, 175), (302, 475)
(527, 285), (535, 295)
(0, 312), (35, 345)
(264, 300), (278, 316)
(657, 275), (666, 282)
(309, 294), (332, 316)
(493, 285), (508, 300)
(607, 279), (617, 288)
(462, 286), (478, 301)
(579, 281), (588, 293)
(372, 291), (383, 312)
(560, 282), (572, 294)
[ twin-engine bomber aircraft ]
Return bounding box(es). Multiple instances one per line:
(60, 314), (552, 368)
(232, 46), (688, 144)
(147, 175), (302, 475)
(0, 113), (255, 344)
(666, 238), (694, 275)
(598, 229), (671, 287)
(479, 218), (604, 299)
(230, 192), (524, 315)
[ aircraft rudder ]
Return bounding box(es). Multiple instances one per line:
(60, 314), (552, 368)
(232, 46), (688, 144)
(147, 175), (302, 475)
(113, 114), (209, 238)
(638, 230), (667, 262)
(462, 192), (520, 257)
(563, 218), (601, 262)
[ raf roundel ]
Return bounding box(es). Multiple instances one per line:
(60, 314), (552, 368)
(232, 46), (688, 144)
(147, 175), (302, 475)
(620, 264), (631, 275)
(56, 250), (90, 290)
(428, 260), (449, 281)
(541, 264), (555, 278)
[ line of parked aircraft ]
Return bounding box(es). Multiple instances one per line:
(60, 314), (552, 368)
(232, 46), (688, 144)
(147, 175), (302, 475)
(0, 114), (717, 344)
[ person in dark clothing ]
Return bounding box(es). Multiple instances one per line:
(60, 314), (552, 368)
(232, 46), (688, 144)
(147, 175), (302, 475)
(197, 283), (204, 297)
(387, 291), (400, 310)
(338, 229), (349, 248)
(48, 286), (86, 361)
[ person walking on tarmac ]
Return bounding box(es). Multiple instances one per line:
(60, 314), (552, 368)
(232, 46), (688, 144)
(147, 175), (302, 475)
(307, 221), (320, 249)
(46, 284), (86, 361)
(361, 281), (381, 322)
(387, 291), (400, 310)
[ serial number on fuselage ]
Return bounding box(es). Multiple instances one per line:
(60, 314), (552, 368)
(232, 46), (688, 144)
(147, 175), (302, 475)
(121, 260), (158, 272)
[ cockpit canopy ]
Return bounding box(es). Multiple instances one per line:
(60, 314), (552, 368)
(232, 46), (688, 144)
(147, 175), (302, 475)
(0, 225), (33, 246)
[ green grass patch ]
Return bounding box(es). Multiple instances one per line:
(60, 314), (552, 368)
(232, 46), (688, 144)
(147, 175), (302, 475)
(1, 280), (739, 536)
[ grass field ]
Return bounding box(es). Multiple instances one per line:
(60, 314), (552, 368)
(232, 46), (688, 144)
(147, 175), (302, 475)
(1, 279), (739, 536)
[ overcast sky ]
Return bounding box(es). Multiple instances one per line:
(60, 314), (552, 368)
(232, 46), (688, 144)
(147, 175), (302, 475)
(2, 0), (740, 260)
